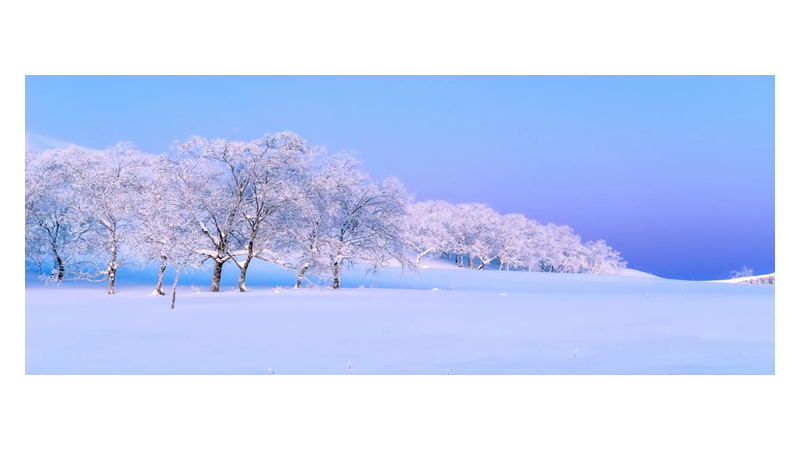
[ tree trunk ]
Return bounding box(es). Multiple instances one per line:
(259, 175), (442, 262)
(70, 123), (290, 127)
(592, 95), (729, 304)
(108, 232), (118, 295)
(333, 260), (341, 289)
(238, 228), (259, 293)
(457, 254), (462, 267)
(468, 255), (474, 270)
(51, 234), (65, 281)
(107, 253), (117, 295)
(238, 256), (252, 292)
(56, 254), (65, 282)
(171, 269), (182, 309)
(295, 265), (308, 289)
(478, 260), (485, 270)
(211, 259), (224, 292)
(155, 256), (167, 295)
(108, 267), (116, 295)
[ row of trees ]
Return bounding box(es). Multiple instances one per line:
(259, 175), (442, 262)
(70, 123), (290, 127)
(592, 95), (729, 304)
(404, 201), (625, 274)
(25, 132), (626, 304)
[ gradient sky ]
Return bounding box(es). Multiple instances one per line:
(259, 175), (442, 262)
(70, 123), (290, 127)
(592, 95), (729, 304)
(25, 76), (775, 280)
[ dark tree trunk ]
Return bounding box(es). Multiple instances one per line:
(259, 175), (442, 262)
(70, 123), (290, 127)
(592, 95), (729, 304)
(107, 230), (118, 295)
(56, 254), (65, 282)
(211, 259), (224, 292)
(155, 256), (167, 295)
(50, 234), (64, 281)
(238, 227), (259, 293)
(333, 261), (341, 289)
(295, 265), (308, 289)
(108, 267), (116, 295)
(48, 225), (63, 281)
(238, 256), (253, 292)
(107, 245), (117, 295)
(171, 269), (182, 309)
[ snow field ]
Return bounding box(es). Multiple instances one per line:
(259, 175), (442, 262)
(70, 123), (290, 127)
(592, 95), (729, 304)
(26, 263), (774, 375)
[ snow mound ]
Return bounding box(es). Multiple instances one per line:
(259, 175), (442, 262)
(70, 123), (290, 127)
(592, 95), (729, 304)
(707, 273), (775, 285)
(616, 268), (660, 278)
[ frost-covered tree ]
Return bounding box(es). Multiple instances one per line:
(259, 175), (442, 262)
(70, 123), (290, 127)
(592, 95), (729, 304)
(467, 206), (502, 270)
(26, 198), (95, 281)
(25, 149), (79, 278)
(26, 149), (53, 273)
(440, 203), (473, 268)
(131, 154), (176, 295)
(552, 225), (586, 273)
(227, 133), (316, 292)
(314, 153), (411, 288)
(166, 137), (247, 292)
(25, 149), (45, 229)
(403, 201), (452, 267)
(584, 239), (627, 274)
(36, 144), (148, 294)
(166, 133), (316, 292)
(494, 214), (530, 271)
(450, 203), (501, 270)
(163, 218), (207, 309)
(264, 150), (341, 288)
(526, 223), (580, 273)
(131, 153), (207, 306)
(26, 148), (98, 281)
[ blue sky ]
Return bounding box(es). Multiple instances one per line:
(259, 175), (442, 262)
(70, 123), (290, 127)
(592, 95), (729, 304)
(25, 76), (775, 280)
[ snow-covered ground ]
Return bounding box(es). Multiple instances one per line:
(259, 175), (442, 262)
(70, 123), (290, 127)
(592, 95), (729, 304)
(25, 259), (774, 375)
(707, 273), (776, 284)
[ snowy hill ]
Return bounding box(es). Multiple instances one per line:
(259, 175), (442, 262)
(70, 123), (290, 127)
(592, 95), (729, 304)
(707, 273), (775, 285)
(617, 268), (659, 278)
(25, 131), (92, 153)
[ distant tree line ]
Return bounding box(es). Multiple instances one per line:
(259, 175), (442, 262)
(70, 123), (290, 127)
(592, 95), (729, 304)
(25, 132), (626, 305)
